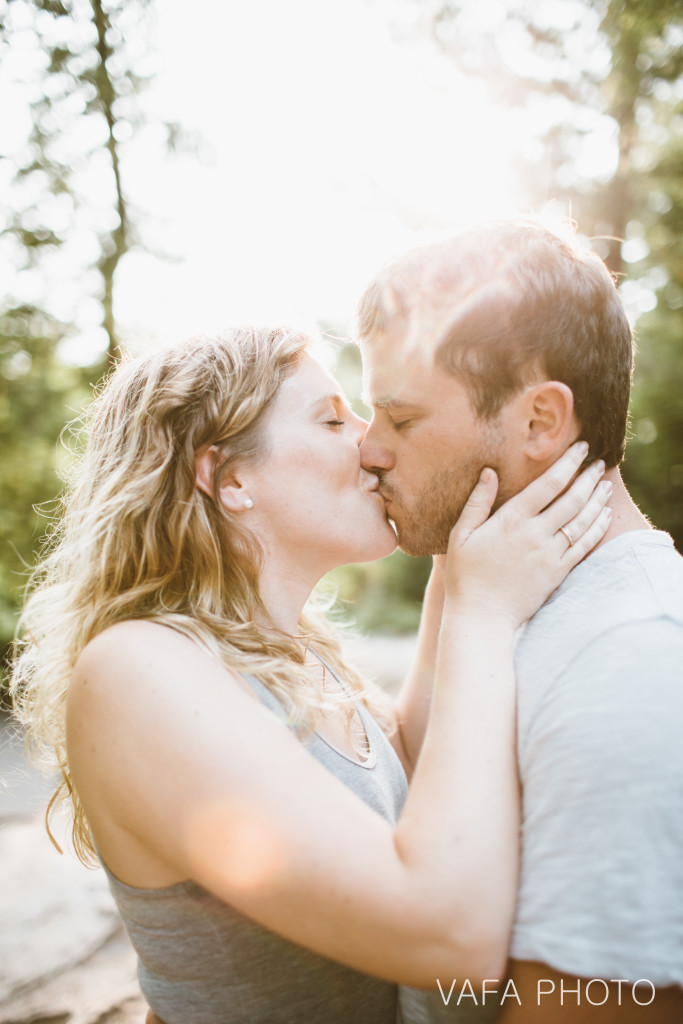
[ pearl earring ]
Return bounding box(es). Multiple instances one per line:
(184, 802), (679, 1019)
(243, 497), (254, 509)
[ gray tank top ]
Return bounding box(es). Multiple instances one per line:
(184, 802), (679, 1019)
(100, 670), (408, 1023)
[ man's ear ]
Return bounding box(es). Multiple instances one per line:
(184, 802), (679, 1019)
(195, 446), (252, 512)
(520, 381), (578, 461)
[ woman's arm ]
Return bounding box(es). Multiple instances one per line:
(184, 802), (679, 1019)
(390, 556), (445, 775)
(70, 616), (514, 985)
(67, 443), (610, 988)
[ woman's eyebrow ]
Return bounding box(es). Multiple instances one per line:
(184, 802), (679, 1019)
(307, 392), (347, 411)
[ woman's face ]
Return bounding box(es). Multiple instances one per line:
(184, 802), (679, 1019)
(241, 353), (397, 576)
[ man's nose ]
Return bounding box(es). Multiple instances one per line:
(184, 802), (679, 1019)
(359, 422), (395, 473)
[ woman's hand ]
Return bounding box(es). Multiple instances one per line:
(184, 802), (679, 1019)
(443, 441), (612, 629)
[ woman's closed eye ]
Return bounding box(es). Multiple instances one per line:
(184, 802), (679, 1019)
(326, 418), (346, 428)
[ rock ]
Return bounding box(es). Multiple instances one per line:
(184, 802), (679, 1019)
(0, 818), (126, 1017)
(0, 923), (144, 1024)
(0, 716), (55, 823)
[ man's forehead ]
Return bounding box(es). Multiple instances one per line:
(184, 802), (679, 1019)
(360, 332), (439, 407)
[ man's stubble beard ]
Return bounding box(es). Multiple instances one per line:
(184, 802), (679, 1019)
(388, 435), (511, 558)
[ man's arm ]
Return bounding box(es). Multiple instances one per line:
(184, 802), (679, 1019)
(500, 961), (683, 1023)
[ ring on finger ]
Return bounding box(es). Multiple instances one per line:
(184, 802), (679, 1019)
(559, 524), (575, 547)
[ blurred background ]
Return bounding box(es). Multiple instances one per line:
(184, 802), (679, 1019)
(1, 0), (682, 690)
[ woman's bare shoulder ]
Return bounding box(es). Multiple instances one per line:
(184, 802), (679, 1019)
(75, 620), (188, 672)
(72, 620), (240, 698)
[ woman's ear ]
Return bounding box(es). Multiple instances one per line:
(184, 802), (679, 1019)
(521, 381), (578, 461)
(194, 446), (253, 512)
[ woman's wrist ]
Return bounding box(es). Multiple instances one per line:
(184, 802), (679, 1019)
(440, 595), (520, 641)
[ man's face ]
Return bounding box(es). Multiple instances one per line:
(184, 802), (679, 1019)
(360, 334), (511, 557)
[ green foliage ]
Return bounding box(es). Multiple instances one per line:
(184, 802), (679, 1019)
(326, 551), (432, 634)
(622, 125), (683, 549)
(625, 301), (683, 549)
(0, 307), (90, 693)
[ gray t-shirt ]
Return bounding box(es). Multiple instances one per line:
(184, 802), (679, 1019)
(401, 529), (683, 1023)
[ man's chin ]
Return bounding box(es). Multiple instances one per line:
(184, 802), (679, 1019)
(393, 520), (450, 558)
(398, 540), (449, 558)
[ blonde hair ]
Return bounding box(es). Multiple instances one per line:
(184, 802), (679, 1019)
(11, 326), (393, 864)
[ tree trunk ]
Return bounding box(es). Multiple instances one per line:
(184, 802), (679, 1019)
(91, 0), (128, 364)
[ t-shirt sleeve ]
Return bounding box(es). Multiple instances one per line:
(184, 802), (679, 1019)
(511, 617), (683, 985)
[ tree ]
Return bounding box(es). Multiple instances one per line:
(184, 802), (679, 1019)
(621, 121), (683, 547)
(0, 0), (176, 685)
(0, 0), (177, 363)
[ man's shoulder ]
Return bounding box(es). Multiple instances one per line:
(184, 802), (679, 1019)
(518, 530), (683, 662)
(514, 529), (683, 713)
(511, 532), (683, 988)
(548, 528), (682, 617)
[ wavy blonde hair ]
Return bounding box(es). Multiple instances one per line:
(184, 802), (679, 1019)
(11, 326), (394, 865)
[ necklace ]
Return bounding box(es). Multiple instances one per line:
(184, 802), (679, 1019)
(297, 641), (370, 761)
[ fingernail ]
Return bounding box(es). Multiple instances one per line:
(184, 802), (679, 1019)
(599, 479), (612, 496)
(480, 467), (493, 484)
(603, 506), (613, 520)
(575, 441), (589, 458)
(594, 459), (606, 475)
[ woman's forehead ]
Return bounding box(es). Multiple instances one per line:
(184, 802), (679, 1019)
(276, 353), (345, 407)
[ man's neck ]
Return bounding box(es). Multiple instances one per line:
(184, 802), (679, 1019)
(592, 466), (651, 552)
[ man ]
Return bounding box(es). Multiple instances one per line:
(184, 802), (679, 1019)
(357, 220), (683, 1022)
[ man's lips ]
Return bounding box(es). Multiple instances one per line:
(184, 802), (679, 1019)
(379, 490), (397, 525)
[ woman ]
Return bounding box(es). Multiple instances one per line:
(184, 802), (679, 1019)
(11, 326), (610, 1024)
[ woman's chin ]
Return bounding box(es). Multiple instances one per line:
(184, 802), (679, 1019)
(328, 533), (397, 571)
(360, 525), (398, 563)
(324, 518), (397, 570)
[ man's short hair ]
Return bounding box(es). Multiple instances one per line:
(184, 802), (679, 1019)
(357, 220), (634, 467)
